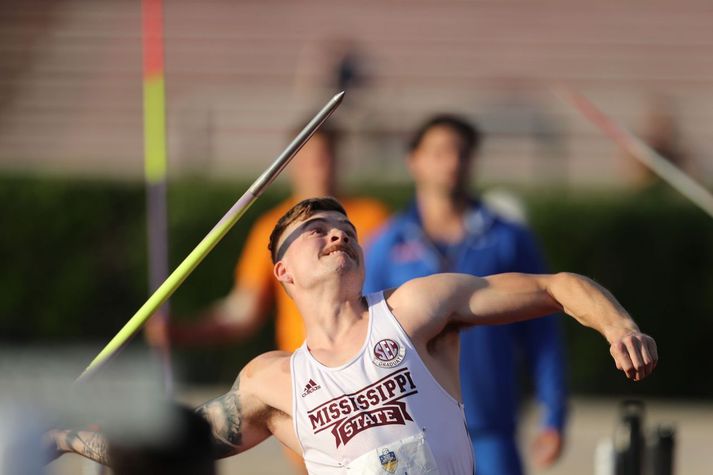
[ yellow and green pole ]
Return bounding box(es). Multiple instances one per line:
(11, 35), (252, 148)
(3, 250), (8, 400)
(76, 91), (344, 383)
(142, 0), (173, 394)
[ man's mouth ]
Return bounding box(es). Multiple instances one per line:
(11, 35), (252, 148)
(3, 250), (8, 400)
(321, 245), (355, 261)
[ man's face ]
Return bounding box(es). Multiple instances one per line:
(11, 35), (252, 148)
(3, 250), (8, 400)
(289, 133), (336, 194)
(273, 211), (364, 291)
(408, 125), (472, 194)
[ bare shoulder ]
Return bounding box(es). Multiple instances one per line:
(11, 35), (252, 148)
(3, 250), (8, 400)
(387, 274), (486, 313)
(195, 351), (293, 457)
(242, 351), (291, 387)
(241, 351), (293, 412)
(385, 273), (487, 337)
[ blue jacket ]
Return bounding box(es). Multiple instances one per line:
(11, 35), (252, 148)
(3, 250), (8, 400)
(363, 201), (567, 435)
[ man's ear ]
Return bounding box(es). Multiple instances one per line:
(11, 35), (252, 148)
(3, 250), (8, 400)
(273, 261), (293, 285)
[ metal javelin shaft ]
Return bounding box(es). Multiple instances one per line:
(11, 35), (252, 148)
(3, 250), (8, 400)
(77, 91), (345, 382)
(556, 87), (713, 220)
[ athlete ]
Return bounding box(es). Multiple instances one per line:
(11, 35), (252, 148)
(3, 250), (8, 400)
(146, 122), (389, 352)
(143, 121), (388, 474)
(49, 197), (658, 474)
(364, 114), (566, 474)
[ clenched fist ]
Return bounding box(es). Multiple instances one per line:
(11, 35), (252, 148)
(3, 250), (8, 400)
(608, 331), (658, 381)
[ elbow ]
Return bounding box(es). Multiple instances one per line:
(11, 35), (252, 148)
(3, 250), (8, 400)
(550, 272), (582, 289)
(546, 272), (582, 310)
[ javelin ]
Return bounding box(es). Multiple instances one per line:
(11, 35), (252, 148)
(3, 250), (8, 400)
(77, 91), (345, 382)
(556, 86), (713, 220)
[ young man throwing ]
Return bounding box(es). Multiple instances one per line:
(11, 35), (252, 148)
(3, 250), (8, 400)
(50, 197), (657, 474)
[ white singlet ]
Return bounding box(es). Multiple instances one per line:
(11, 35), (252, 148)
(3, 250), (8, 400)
(291, 291), (474, 474)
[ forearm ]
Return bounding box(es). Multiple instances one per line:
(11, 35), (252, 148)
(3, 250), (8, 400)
(547, 272), (638, 342)
(171, 315), (255, 347)
(171, 294), (266, 347)
(52, 429), (111, 466)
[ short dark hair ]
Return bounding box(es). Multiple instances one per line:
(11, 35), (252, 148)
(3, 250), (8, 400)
(268, 197), (348, 263)
(408, 114), (481, 157)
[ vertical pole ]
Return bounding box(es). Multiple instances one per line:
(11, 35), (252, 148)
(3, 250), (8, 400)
(76, 91), (344, 382)
(142, 0), (173, 395)
(614, 400), (645, 475)
(645, 426), (675, 475)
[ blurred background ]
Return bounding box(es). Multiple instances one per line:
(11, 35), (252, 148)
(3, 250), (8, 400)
(1, 0), (712, 474)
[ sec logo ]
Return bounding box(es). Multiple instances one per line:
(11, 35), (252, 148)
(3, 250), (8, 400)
(371, 339), (406, 368)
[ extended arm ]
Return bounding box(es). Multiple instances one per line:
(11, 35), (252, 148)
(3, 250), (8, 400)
(465, 272), (657, 380)
(393, 272), (657, 381)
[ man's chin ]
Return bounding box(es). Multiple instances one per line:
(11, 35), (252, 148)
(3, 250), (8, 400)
(332, 258), (360, 275)
(334, 261), (354, 274)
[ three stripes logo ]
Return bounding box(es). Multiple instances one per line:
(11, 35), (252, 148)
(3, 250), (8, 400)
(301, 378), (322, 397)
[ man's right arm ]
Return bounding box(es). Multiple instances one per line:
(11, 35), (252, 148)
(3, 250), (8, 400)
(46, 429), (111, 466)
(194, 369), (272, 458)
(47, 364), (273, 465)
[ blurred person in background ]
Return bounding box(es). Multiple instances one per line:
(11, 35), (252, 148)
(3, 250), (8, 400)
(293, 37), (373, 113)
(625, 95), (690, 189)
(363, 114), (567, 475)
(146, 119), (389, 473)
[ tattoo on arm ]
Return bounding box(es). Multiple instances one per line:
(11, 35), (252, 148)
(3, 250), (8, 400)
(78, 432), (111, 466)
(195, 374), (243, 458)
(62, 430), (111, 466)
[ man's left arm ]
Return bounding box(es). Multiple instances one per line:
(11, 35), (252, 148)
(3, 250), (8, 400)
(391, 272), (657, 380)
(509, 227), (567, 466)
(453, 272), (657, 380)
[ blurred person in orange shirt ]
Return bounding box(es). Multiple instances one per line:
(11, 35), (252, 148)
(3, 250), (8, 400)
(146, 120), (389, 473)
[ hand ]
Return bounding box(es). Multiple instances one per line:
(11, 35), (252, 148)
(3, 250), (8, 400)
(530, 428), (563, 468)
(608, 331), (658, 381)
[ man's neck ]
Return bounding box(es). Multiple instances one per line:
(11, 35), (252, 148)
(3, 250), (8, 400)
(416, 189), (469, 243)
(295, 284), (368, 361)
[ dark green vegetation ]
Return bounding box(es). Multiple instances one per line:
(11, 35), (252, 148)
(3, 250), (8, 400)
(2, 176), (711, 397)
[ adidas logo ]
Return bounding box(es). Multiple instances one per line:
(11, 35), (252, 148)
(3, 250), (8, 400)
(301, 378), (321, 397)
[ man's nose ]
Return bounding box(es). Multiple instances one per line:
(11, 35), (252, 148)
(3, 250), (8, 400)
(329, 229), (349, 243)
